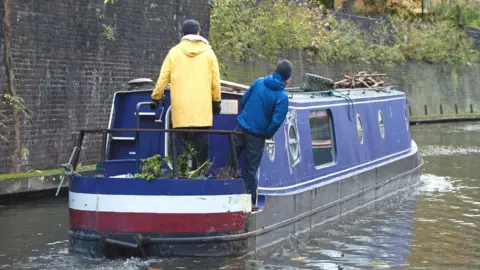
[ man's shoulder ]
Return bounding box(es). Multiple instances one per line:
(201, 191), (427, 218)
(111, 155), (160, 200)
(166, 45), (180, 56)
(276, 90), (289, 102)
(251, 77), (265, 87)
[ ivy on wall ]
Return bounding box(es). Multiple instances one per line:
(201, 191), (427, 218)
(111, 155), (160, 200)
(101, 0), (116, 41)
(209, 0), (478, 73)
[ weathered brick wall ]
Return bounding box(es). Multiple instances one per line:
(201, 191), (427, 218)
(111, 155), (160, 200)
(225, 54), (480, 119)
(0, 0), (210, 173)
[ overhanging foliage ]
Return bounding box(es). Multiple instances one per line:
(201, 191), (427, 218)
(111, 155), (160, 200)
(209, 0), (478, 71)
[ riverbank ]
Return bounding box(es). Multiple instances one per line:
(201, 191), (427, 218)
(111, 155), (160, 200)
(0, 165), (95, 203)
(410, 114), (480, 124)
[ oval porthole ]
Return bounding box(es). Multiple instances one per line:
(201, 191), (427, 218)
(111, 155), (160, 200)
(378, 110), (385, 139)
(404, 107), (409, 131)
(356, 113), (364, 145)
(288, 124), (300, 162)
(265, 137), (275, 161)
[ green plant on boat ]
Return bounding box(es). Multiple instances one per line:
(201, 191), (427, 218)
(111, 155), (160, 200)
(134, 154), (166, 181)
(134, 142), (213, 180)
(174, 141), (214, 179)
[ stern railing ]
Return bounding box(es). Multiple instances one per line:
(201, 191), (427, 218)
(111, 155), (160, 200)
(56, 128), (242, 196)
(56, 98), (243, 196)
(79, 128), (241, 177)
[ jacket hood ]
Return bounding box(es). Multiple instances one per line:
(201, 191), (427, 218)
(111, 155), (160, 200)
(264, 73), (286, 91)
(178, 34), (211, 57)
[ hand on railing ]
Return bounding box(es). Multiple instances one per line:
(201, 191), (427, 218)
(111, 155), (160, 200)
(150, 100), (159, 111)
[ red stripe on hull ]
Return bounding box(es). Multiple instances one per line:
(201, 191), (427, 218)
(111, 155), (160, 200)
(70, 209), (246, 233)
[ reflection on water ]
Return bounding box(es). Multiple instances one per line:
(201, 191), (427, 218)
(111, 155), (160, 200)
(0, 122), (479, 269)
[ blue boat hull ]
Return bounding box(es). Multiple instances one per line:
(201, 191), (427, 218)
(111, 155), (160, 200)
(247, 142), (422, 253)
(69, 141), (421, 258)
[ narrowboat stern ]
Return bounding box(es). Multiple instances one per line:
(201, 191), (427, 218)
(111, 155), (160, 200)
(63, 76), (422, 258)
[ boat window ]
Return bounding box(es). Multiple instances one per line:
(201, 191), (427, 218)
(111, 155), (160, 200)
(404, 106), (409, 131)
(265, 137), (275, 161)
(378, 110), (385, 139)
(356, 113), (364, 145)
(288, 124), (300, 165)
(309, 110), (335, 168)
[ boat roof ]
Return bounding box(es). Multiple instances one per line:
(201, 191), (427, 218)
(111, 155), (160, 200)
(218, 85), (405, 105)
(114, 79), (405, 106)
(283, 86), (404, 103)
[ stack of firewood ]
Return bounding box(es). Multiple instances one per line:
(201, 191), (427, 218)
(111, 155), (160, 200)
(334, 71), (388, 89)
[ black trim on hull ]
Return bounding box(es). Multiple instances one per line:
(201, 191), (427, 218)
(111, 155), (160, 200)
(69, 230), (247, 258)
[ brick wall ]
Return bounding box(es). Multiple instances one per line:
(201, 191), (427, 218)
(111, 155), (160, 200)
(0, 0), (211, 173)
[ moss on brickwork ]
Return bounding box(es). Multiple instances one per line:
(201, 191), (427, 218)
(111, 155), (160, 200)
(0, 165), (95, 181)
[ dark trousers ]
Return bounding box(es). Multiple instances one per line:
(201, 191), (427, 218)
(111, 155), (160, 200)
(174, 127), (210, 170)
(228, 125), (265, 205)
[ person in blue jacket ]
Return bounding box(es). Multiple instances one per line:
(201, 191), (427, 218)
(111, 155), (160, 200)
(228, 59), (292, 210)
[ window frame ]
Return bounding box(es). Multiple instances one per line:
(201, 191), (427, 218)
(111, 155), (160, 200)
(308, 109), (336, 170)
(378, 110), (385, 139)
(356, 113), (364, 145)
(287, 123), (301, 167)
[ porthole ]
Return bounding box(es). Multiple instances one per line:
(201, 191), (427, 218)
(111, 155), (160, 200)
(288, 124), (300, 162)
(378, 110), (385, 139)
(404, 107), (409, 131)
(265, 137), (275, 161)
(356, 113), (364, 145)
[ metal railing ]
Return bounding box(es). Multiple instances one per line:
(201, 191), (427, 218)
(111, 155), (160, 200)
(55, 98), (243, 198)
(69, 128), (242, 180)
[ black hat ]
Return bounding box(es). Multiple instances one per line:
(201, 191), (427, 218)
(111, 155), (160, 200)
(182, 19), (202, 35)
(275, 59), (293, 80)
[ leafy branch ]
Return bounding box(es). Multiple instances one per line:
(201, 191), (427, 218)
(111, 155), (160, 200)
(102, 24), (116, 41)
(0, 94), (32, 142)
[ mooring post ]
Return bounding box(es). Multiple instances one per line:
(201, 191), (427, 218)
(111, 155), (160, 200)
(409, 105), (412, 116)
(440, 104), (443, 115)
(71, 132), (78, 149)
(424, 105), (428, 116)
(455, 104), (458, 114)
(72, 131), (85, 172)
(470, 104), (474, 113)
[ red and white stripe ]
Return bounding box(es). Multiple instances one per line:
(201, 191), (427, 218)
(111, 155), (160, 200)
(69, 192), (252, 233)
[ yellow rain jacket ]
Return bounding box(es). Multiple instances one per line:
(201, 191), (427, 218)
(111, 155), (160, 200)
(151, 35), (221, 128)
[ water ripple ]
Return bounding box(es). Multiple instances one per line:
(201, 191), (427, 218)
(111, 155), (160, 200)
(420, 145), (480, 157)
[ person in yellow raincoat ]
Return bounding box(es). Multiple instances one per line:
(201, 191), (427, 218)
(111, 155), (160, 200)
(150, 19), (221, 172)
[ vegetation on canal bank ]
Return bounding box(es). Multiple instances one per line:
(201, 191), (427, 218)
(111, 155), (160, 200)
(210, 0), (478, 73)
(0, 165), (95, 181)
(429, 3), (480, 30)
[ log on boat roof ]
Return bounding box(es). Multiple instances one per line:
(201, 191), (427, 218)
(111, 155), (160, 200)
(220, 80), (249, 92)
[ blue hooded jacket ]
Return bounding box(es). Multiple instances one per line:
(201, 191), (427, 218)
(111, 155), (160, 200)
(237, 72), (289, 138)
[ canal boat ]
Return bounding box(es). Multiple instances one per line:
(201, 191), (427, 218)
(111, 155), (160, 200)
(63, 74), (423, 258)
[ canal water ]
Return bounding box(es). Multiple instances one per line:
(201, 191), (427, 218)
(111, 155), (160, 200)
(0, 122), (479, 270)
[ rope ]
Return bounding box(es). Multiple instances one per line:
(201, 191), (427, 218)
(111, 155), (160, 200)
(61, 163), (79, 177)
(317, 90), (355, 121)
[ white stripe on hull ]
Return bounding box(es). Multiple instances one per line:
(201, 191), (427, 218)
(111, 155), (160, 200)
(69, 192), (252, 214)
